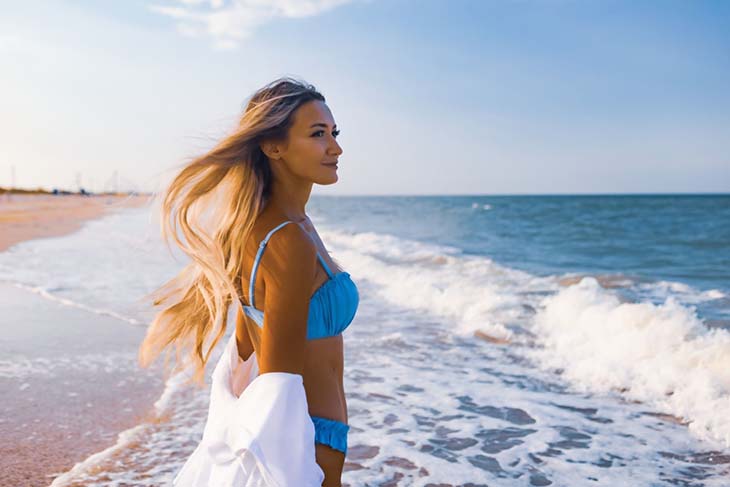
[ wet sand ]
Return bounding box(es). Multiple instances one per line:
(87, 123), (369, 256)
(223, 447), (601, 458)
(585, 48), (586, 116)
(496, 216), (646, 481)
(0, 284), (165, 487)
(0, 194), (163, 486)
(0, 193), (151, 252)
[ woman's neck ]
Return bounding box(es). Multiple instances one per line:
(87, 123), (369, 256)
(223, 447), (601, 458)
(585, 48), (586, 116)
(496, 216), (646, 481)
(267, 178), (312, 223)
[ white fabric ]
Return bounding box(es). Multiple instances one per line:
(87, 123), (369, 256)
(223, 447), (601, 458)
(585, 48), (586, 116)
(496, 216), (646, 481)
(173, 332), (325, 487)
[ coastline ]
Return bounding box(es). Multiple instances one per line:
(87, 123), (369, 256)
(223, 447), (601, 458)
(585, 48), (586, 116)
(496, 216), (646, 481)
(0, 193), (152, 252)
(0, 194), (164, 487)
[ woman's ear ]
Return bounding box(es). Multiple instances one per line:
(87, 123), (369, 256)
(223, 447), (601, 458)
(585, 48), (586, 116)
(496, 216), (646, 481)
(260, 140), (284, 161)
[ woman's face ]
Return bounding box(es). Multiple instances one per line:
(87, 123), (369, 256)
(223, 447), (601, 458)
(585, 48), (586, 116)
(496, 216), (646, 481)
(269, 100), (343, 185)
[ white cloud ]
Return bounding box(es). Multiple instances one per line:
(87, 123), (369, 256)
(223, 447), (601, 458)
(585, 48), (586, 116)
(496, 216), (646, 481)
(149, 0), (358, 49)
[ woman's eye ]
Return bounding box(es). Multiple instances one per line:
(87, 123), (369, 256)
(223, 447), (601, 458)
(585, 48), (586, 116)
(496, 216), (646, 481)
(313, 130), (340, 138)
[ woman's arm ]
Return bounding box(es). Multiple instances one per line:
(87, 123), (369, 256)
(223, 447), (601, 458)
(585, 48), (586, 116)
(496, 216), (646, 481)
(235, 306), (255, 361)
(257, 222), (318, 375)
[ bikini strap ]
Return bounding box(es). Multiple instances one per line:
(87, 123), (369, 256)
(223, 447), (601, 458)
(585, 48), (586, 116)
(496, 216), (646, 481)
(316, 253), (335, 279)
(248, 220), (293, 308)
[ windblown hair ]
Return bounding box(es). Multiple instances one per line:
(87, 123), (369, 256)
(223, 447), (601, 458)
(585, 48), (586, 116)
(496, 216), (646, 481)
(139, 77), (325, 384)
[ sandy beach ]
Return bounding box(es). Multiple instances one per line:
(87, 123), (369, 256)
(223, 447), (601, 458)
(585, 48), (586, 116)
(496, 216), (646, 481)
(0, 193), (151, 252)
(0, 193), (164, 487)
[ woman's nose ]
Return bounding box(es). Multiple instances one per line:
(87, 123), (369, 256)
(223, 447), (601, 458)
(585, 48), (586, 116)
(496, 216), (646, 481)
(329, 139), (343, 156)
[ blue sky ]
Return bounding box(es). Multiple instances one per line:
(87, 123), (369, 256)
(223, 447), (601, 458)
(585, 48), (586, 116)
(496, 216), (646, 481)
(1, 0), (728, 195)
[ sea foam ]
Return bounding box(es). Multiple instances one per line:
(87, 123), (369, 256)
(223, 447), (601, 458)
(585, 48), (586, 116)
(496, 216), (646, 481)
(530, 277), (730, 447)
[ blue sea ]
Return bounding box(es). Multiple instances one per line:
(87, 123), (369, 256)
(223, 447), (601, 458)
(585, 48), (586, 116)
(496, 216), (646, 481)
(1, 194), (729, 486)
(313, 194), (729, 324)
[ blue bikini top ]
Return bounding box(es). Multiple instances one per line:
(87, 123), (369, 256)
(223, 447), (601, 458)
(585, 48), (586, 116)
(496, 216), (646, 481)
(241, 220), (359, 340)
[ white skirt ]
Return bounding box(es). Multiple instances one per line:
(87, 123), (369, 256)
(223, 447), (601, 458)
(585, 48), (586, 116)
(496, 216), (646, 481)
(173, 332), (325, 487)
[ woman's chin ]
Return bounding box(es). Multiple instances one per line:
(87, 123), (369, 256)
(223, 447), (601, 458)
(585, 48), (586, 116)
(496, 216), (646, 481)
(315, 172), (338, 185)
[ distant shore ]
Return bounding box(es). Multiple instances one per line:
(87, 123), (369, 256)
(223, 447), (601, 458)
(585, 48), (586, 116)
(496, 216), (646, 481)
(0, 192), (152, 252)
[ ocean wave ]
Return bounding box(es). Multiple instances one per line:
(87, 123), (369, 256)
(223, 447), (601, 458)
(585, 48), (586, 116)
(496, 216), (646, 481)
(529, 277), (730, 447)
(320, 225), (730, 447)
(639, 280), (726, 304)
(321, 226), (555, 342)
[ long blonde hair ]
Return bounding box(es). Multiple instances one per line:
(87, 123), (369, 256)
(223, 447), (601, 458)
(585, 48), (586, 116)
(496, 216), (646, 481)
(140, 77), (325, 384)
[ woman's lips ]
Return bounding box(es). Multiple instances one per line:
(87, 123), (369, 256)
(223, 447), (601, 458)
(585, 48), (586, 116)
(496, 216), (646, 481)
(322, 161), (338, 168)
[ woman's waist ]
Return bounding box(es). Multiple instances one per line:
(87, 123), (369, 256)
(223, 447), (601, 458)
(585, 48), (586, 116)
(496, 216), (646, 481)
(301, 347), (346, 423)
(303, 334), (343, 372)
(301, 353), (344, 392)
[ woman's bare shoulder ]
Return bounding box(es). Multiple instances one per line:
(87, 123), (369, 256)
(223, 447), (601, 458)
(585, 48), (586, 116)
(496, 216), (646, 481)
(249, 212), (317, 283)
(250, 212), (311, 250)
(262, 222), (316, 266)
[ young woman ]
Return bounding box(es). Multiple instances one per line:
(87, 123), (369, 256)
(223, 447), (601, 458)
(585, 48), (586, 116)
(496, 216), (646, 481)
(140, 77), (359, 486)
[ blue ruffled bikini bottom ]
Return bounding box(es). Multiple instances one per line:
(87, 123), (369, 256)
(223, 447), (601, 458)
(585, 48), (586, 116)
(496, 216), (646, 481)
(310, 415), (349, 455)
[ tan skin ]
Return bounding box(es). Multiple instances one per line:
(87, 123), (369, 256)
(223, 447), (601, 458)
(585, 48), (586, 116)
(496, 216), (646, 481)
(233, 100), (346, 486)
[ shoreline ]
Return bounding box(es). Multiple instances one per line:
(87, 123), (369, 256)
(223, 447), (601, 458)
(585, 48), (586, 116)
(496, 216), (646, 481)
(0, 193), (152, 253)
(0, 283), (165, 487)
(0, 195), (164, 486)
